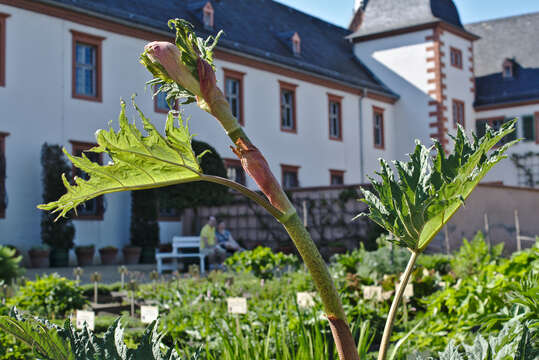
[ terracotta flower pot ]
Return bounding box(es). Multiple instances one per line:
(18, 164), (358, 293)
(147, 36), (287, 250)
(28, 248), (50, 268)
(75, 246), (95, 266)
(122, 246), (141, 265)
(99, 247), (118, 265)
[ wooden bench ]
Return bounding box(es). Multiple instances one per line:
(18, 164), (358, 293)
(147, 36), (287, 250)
(155, 236), (206, 275)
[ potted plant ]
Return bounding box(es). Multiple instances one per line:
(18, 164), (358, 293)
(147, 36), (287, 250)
(40, 144), (75, 267)
(122, 245), (141, 265)
(74, 245), (94, 266)
(28, 245), (50, 268)
(99, 246), (118, 265)
(130, 189), (159, 264)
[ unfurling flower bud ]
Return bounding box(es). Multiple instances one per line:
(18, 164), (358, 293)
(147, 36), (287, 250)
(232, 138), (293, 214)
(143, 41), (202, 96)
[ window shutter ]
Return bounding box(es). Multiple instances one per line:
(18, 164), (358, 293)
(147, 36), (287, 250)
(522, 115), (535, 141)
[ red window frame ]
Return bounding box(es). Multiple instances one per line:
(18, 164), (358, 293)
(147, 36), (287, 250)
(450, 47), (463, 69)
(373, 106), (385, 150)
(71, 30), (105, 102)
(279, 80), (298, 133)
(0, 13), (9, 87)
(0, 132), (8, 218)
(281, 164), (300, 189)
(452, 99), (465, 128)
(223, 158), (246, 186)
(328, 93), (343, 141)
(70, 140), (104, 220)
(329, 169), (345, 186)
(223, 68), (245, 126)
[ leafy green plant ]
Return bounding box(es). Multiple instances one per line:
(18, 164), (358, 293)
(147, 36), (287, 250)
(0, 246), (23, 285)
(8, 274), (86, 318)
(450, 231), (503, 278)
(225, 246), (299, 279)
(0, 309), (189, 360)
(414, 317), (537, 360)
(359, 121), (518, 359)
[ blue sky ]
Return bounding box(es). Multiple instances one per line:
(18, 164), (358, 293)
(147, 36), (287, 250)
(274, 0), (539, 28)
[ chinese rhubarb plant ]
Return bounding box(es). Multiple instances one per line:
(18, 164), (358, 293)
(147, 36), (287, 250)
(1, 19), (518, 360)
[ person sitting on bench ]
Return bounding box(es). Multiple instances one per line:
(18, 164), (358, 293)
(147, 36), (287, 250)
(200, 216), (226, 267)
(215, 221), (243, 256)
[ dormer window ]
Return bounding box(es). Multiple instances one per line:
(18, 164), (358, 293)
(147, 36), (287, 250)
(503, 59), (513, 78)
(202, 1), (214, 29)
(291, 32), (301, 56)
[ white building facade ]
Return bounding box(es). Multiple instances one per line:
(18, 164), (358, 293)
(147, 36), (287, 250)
(0, 0), (537, 253)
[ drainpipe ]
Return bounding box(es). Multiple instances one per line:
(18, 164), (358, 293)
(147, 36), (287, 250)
(358, 90), (365, 184)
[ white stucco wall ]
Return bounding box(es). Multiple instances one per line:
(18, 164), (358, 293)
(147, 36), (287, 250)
(354, 30), (433, 160)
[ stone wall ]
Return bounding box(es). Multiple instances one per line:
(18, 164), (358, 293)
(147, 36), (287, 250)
(180, 183), (539, 256)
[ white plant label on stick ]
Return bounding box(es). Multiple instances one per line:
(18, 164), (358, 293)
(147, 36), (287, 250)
(76, 310), (95, 330)
(227, 297), (247, 314)
(297, 292), (316, 308)
(363, 286), (382, 301)
(403, 284), (414, 298)
(140, 305), (159, 324)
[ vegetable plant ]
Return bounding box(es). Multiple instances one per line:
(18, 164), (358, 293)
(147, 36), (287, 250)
(1, 19), (517, 359)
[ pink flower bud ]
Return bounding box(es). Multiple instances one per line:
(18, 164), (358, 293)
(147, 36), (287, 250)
(144, 41), (201, 96)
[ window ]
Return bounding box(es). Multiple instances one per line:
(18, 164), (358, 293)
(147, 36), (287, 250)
(476, 117), (517, 145)
(450, 47), (463, 69)
(502, 59), (514, 79)
(452, 99), (465, 128)
(0, 13), (9, 87)
(522, 115), (535, 142)
(330, 170), (344, 186)
(373, 106), (385, 149)
(71, 30), (104, 102)
(223, 68), (245, 126)
(154, 84), (177, 113)
(224, 158), (246, 186)
(70, 141), (104, 219)
(0, 132), (8, 218)
(279, 81), (297, 132)
(281, 165), (299, 189)
(328, 94), (343, 141)
(202, 1), (214, 29)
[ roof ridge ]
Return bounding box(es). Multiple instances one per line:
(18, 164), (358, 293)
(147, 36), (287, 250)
(465, 11), (539, 26)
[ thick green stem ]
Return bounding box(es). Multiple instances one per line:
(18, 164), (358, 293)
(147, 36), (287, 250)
(378, 250), (419, 360)
(282, 213), (359, 360)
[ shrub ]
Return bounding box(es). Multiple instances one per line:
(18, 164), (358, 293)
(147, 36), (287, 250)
(130, 189), (159, 249)
(225, 247), (299, 279)
(40, 144), (75, 250)
(417, 253), (451, 274)
(450, 232), (503, 278)
(8, 274), (86, 317)
(158, 140), (230, 213)
(0, 246), (23, 284)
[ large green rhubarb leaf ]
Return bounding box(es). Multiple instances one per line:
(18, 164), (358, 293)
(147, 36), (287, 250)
(38, 100), (203, 219)
(360, 121), (518, 252)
